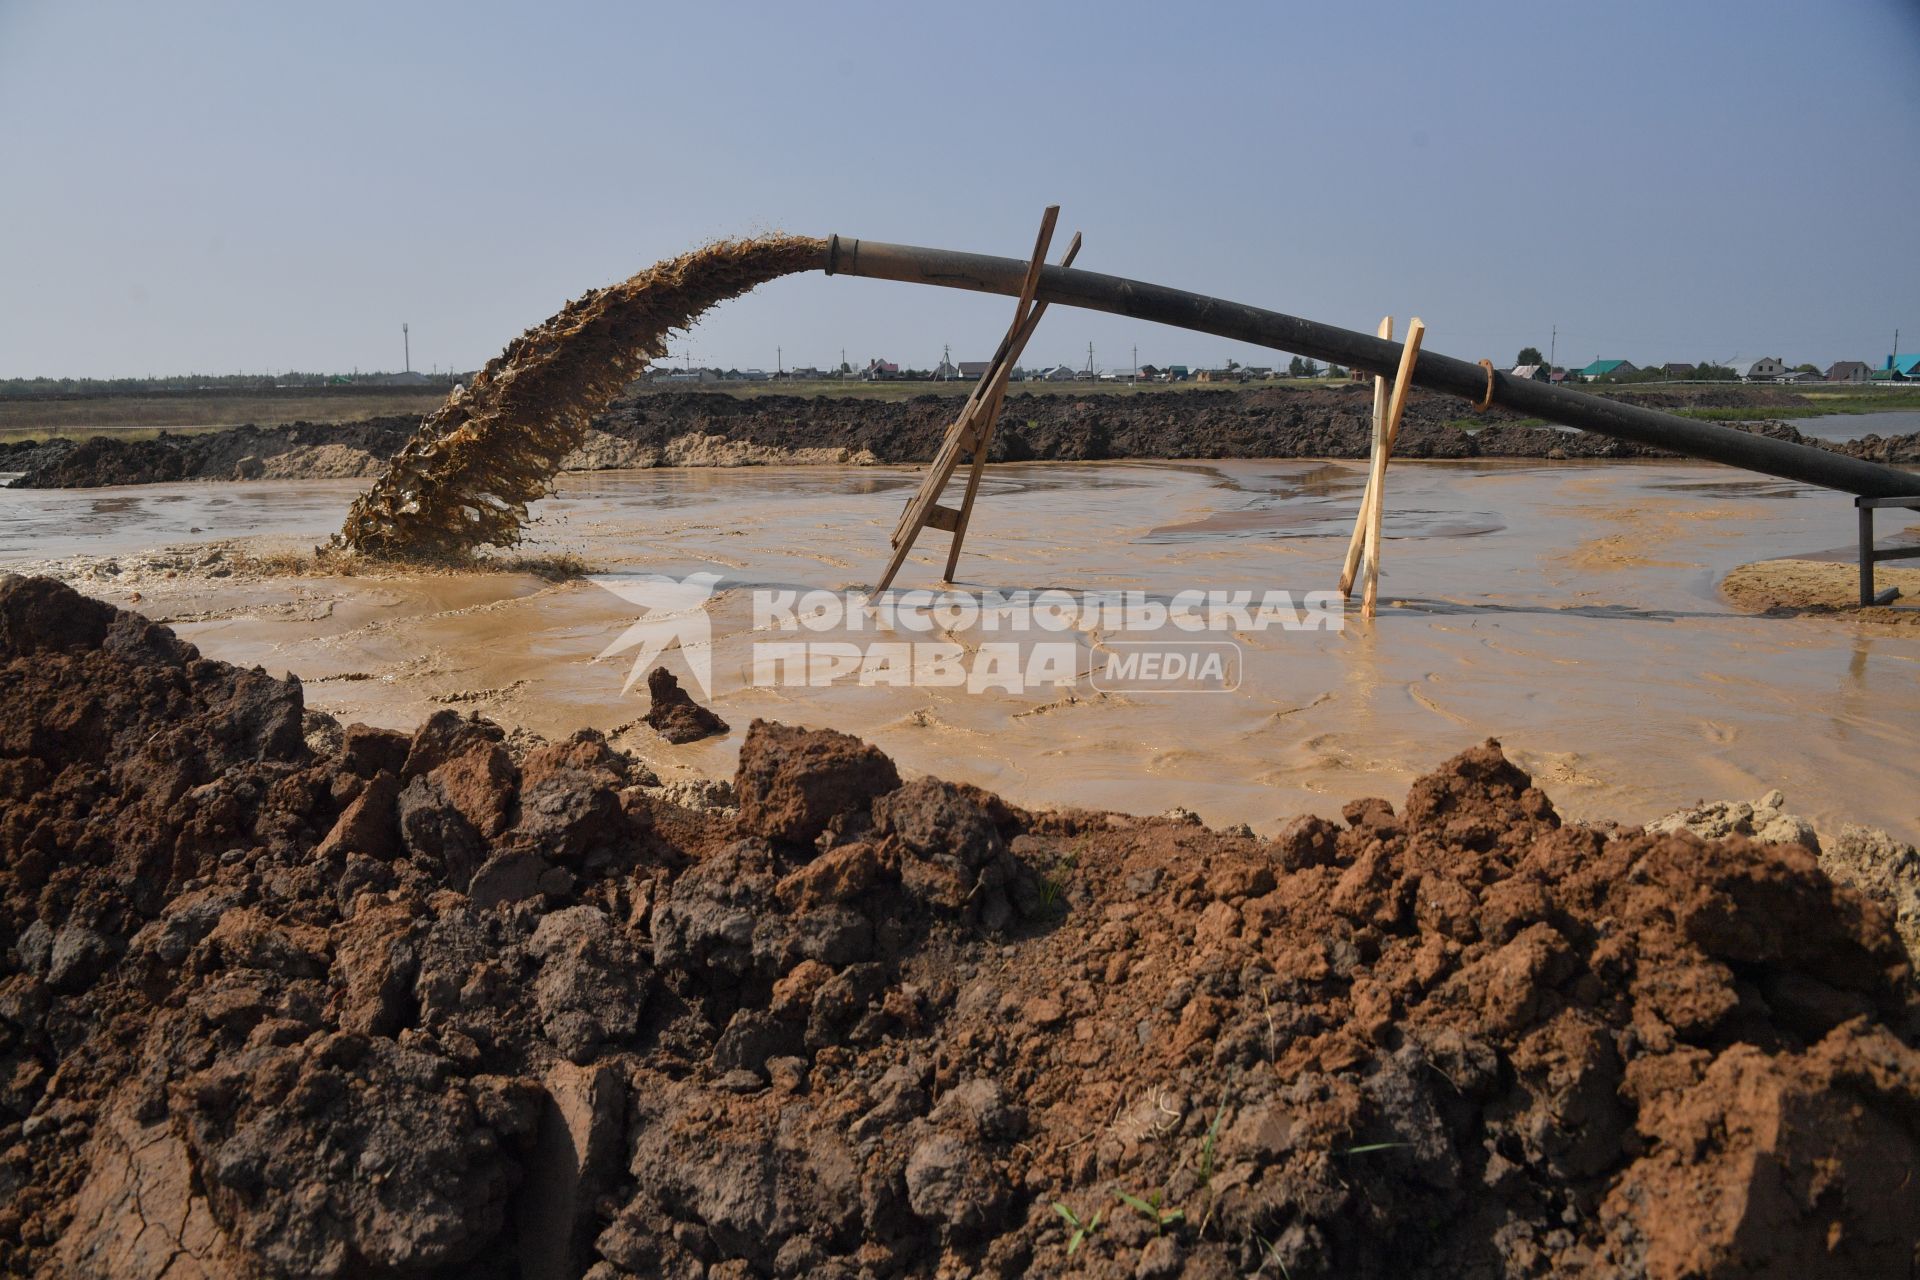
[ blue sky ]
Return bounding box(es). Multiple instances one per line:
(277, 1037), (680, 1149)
(2, 0), (1916, 378)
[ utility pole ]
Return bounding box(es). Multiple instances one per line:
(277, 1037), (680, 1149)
(403, 323), (410, 374)
(1548, 324), (1556, 376)
(1131, 344), (1138, 385)
(777, 345), (783, 375)
(1087, 341), (1095, 378)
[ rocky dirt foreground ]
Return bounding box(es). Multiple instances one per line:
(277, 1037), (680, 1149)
(1, 574), (1917, 1279)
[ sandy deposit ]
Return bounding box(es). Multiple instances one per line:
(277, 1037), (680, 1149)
(3, 574), (1918, 1279)
(561, 429), (878, 472)
(1722, 557), (1920, 625)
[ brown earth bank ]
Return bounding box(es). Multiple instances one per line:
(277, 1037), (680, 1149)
(6, 386), (1917, 487)
(2, 574), (1918, 1279)
(0, 418), (421, 487)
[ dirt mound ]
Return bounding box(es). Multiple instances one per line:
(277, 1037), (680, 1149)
(586, 384), (1661, 465)
(3, 418), (422, 488)
(3, 575), (1917, 1278)
(12, 387), (1915, 490)
(1654, 789), (1920, 970)
(337, 236), (826, 559)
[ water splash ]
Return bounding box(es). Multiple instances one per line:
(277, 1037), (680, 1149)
(338, 234), (825, 558)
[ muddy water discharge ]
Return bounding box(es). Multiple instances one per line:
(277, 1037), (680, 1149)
(7, 458), (1918, 840)
(338, 235), (823, 557)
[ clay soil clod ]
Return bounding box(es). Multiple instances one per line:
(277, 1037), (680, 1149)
(641, 666), (729, 744)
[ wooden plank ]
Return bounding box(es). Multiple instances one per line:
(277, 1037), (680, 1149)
(1362, 318), (1426, 618)
(890, 208), (1061, 547)
(923, 503), (963, 532)
(942, 231), (1083, 581)
(875, 208), (1060, 592)
(1338, 316), (1393, 596)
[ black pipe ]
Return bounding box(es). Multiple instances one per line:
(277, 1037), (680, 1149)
(824, 236), (1920, 500)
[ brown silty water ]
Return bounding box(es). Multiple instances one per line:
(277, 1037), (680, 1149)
(337, 235), (825, 558)
(14, 459), (1917, 843)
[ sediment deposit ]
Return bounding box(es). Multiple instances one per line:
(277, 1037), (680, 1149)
(1722, 558), (1920, 625)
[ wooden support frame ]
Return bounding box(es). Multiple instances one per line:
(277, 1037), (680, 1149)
(874, 207), (1077, 592)
(1339, 317), (1394, 597)
(1335, 318), (1426, 618)
(942, 233), (1082, 580)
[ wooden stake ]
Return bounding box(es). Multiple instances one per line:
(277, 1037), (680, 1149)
(1362, 317), (1426, 618)
(1338, 316), (1393, 596)
(876, 206), (1070, 592)
(943, 233), (1081, 581)
(888, 212), (1058, 550)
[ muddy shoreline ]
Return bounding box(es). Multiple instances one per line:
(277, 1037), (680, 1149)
(7, 386), (1917, 488)
(3, 574), (1919, 1278)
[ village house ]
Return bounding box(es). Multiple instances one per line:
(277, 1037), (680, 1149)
(1578, 359), (1638, 381)
(1880, 354), (1920, 381)
(1825, 361), (1872, 383)
(1745, 356), (1787, 381)
(1662, 362), (1695, 379)
(957, 361), (993, 380)
(862, 358), (900, 381)
(1510, 364), (1549, 382)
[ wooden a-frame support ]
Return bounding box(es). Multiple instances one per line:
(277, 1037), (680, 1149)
(873, 206), (1080, 592)
(1337, 316), (1426, 618)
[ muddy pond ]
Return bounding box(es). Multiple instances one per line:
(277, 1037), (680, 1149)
(4, 458), (1916, 841)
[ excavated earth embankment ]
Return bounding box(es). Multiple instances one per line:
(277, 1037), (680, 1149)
(0, 418), (422, 488)
(2, 574), (1918, 1278)
(7, 387), (1917, 488)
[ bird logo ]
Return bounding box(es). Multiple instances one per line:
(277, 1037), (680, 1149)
(592, 571), (723, 698)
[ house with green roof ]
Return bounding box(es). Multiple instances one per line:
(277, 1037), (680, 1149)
(1881, 354), (1920, 380)
(1578, 359), (1638, 381)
